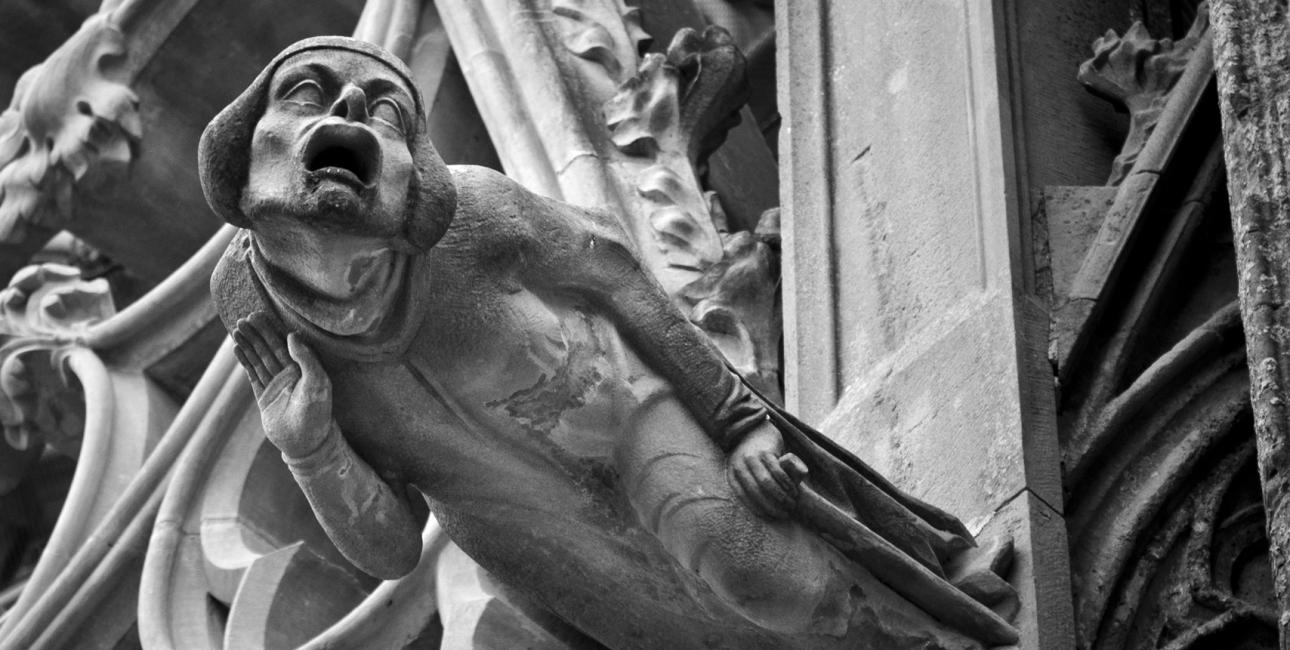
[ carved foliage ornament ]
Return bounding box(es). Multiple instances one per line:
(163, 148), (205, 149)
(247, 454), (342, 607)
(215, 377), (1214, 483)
(0, 12), (142, 242)
(598, 24), (780, 397)
(0, 264), (114, 459)
(554, 0), (650, 94)
(1078, 4), (1209, 185)
(680, 205), (782, 402)
(605, 25), (747, 272)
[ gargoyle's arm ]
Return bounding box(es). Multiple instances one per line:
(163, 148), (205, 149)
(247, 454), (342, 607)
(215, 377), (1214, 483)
(516, 184), (767, 451)
(232, 314), (422, 579)
(283, 420), (424, 580)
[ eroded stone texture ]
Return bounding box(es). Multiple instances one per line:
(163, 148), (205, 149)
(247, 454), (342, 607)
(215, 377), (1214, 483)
(1210, 0), (1290, 638)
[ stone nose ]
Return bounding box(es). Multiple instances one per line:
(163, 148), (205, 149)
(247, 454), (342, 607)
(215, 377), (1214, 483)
(329, 85), (369, 123)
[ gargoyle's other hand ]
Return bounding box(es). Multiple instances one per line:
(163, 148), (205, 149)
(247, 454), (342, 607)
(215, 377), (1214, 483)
(727, 421), (809, 519)
(233, 312), (333, 460)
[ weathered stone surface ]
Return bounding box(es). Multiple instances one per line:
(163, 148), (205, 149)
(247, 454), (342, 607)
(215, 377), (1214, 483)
(1010, 0), (1134, 192)
(1044, 187), (1118, 308)
(1042, 186), (1116, 372)
(1210, 0), (1290, 639)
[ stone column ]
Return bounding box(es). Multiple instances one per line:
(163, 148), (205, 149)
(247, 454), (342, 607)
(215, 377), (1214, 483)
(776, 1), (1074, 647)
(1209, 0), (1290, 640)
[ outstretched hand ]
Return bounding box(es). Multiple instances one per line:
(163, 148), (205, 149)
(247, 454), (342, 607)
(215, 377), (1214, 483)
(232, 312), (334, 460)
(727, 421), (809, 519)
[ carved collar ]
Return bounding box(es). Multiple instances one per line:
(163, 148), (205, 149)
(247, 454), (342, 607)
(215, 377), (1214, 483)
(243, 233), (431, 364)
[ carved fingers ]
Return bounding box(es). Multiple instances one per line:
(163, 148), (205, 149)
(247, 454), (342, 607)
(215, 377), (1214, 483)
(232, 312), (297, 398)
(731, 451), (794, 519)
(232, 312), (335, 459)
(727, 422), (806, 520)
(780, 453), (808, 485)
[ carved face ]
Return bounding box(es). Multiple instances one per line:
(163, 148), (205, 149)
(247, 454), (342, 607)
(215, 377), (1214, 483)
(241, 50), (417, 241)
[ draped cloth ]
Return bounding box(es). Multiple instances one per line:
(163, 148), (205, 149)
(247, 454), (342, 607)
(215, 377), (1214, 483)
(732, 377), (1018, 645)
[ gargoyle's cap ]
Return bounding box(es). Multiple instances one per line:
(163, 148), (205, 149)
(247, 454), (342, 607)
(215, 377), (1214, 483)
(198, 36), (455, 251)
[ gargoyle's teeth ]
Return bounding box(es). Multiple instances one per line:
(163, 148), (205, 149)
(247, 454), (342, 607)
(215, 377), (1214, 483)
(307, 145), (369, 183)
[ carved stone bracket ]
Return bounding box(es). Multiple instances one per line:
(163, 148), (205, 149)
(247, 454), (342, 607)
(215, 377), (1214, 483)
(1078, 4), (1209, 186)
(0, 13), (141, 243)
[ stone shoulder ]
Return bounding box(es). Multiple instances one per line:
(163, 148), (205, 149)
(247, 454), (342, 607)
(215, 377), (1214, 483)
(446, 164), (636, 266)
(209, 230), (269, 334)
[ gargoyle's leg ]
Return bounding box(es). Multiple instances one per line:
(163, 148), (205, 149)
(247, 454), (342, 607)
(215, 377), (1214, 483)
(616, 391), (855, 637)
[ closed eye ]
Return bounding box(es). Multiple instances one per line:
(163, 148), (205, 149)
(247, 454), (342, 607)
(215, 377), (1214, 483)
(283, 80), (325, 107)
(370, 98), (405, 134)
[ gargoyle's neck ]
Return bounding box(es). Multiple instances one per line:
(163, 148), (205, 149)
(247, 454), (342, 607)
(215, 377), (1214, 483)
(254, 222), (397, 303)
(250, 221), (406, 337)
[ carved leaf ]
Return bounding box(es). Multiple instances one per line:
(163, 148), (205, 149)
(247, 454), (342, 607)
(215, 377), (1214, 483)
(636, 165), (717, 269)
(1078, 22), (1197, 114)
(0, 12), (141, 242)
(0, 264), (113, 458)
(679, 207), (782, 402)
(605, 26), (747, 166)
(602, 26), (750, 276)
(605, 55), (677, 158)
(0, 263), (115, 338)
(552, 0), (649, 90)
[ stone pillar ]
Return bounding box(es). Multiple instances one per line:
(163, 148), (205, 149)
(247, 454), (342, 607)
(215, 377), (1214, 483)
(1209, 0), (1290, 639)
(777, 1), (1074, 648)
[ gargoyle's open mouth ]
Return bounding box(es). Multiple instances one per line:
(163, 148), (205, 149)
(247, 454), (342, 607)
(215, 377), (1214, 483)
(302, 123), (381, 189)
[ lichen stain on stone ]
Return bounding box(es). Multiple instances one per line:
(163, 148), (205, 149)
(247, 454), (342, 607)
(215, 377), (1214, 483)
(486, 334), (605, 436)
(487, 305), (619, 441)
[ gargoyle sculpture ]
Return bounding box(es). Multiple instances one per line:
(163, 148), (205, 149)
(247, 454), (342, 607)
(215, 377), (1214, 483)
(203, 36), (1019, 649)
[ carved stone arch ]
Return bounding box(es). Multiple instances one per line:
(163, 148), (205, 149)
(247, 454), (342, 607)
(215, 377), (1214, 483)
(1090, 439), (1279, 650)
(1065, 303), (1277, 649)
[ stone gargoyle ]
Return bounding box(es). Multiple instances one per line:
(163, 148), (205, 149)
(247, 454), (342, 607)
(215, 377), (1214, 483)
(201, 36), (1020, 650)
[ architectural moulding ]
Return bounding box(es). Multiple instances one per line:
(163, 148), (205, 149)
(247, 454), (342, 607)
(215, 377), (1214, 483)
(777, 0), (1072, 647)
